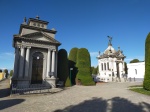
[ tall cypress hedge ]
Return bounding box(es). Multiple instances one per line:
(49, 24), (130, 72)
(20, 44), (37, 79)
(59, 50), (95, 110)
(57, 49), (69, 85)
(76, 48), (95, 86)
(68, 47), (78, 85)
(143, 33), (150, 90)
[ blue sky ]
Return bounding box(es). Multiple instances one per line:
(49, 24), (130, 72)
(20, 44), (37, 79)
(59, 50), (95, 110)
(0, 0), (149, 70)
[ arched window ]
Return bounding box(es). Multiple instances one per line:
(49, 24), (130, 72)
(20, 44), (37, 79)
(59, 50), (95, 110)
(135, 69), (137, 75)
(101, 63), (103, 71)
(104, 63), (106, 70)
(107, 62), (109, 70)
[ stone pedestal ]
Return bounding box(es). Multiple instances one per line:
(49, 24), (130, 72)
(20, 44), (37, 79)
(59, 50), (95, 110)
(45, 76), (56, 88)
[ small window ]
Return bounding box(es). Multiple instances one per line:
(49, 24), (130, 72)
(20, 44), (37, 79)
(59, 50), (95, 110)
(107, 62), (109, 70)
(38, 23), (40, 27)
(41, 24), (44, 27)
(104, 63), (106, 70)
(33, 23), (36, 26)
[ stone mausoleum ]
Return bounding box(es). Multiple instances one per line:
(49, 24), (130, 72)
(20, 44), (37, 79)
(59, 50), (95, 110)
(97, 37), (126, 82)
(12, 16), (61, 88)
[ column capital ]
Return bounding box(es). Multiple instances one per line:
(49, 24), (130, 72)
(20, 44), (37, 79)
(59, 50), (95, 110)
(52, 49), (56, 52)
(27, 46), (31, 49)
(48, 48), (52, 51)
(19, 45), (25, 49)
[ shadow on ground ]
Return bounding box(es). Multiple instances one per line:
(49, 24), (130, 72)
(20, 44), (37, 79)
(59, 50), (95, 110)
(0, 88), (10, 98)
(54, 97), (150, 112)
(0, 99), (25, 110)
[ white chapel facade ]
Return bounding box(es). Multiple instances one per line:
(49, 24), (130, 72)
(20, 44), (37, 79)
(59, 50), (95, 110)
(97, 37), (126, 82)
(12, 16), (61, 88)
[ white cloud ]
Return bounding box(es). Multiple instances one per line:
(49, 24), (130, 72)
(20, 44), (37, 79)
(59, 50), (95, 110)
(90, 52), (98, 57)
(0, 52), (14, 58)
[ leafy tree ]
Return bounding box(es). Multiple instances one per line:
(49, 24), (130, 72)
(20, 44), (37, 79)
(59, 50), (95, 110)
(4, 69), (9, 78)
(0, 69), (2, 73)
(76, 48), (95, 86)
(10, 70), (13, 77)
(130, 59), (139, 63)
(57, 49), (69, 85)
(68, 47), (78, 85)
(92, 66), (98, 74)
(91, 66), (94, 74)
(124, 62), (128, 74)
(143, 32), (150, 90)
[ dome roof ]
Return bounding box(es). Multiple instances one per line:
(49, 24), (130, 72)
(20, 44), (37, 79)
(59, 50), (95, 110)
(104, 45), (116, 55)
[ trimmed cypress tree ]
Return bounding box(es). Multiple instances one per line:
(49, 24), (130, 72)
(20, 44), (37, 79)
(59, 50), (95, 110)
(57, 49), (69, 85)
(76, 48), (95, 86)
(68, 47), (78, 85)
(143, 33), (150, 90)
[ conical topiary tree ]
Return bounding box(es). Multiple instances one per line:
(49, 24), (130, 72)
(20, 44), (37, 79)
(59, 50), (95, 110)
(143, 32), (150, 90)
(57, 49), (69, 86)
(76, 48), (95, 86)
(68, 47), (78, 85)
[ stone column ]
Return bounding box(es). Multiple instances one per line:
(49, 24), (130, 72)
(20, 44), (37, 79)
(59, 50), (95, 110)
(119, 63), (123, 78)
(24, 47), (31, 78)
(47, 48), (51, 77)
(122, 61), (125, 73)
(51, 50), (56, 76)
(13, 47), (19, 78)
(55, 51), (58, 77)
(18, 46), (25, 78)
(113, 62), (117, 77)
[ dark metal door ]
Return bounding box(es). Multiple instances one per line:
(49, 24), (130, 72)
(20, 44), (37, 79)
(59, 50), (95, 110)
(31, 52), (43, 84)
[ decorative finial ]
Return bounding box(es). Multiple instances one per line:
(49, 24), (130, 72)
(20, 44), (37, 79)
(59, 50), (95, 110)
(24, 17), (27, 22)
(118, 46), (120, 50)
(107, 36), (112, 46)
(36, 15), (40, 19)
(99, 51), (100, 55)
(23, 17), (27, 25)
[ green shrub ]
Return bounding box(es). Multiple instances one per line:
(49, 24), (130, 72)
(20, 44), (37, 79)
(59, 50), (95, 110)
(143, 32), (150, 91)
(65, 76), (71, 87)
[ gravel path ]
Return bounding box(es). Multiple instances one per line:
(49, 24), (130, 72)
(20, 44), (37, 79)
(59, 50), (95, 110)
(0, 80), (150, 112)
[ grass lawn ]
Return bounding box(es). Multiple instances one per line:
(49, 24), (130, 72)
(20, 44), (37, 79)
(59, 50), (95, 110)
(129, 85), (150, 96)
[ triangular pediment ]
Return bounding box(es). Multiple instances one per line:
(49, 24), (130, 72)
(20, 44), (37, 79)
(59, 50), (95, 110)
(21, 32), (61, 44)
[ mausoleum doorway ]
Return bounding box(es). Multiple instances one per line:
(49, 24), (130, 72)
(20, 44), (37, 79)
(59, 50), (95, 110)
(31, 52), (43, 84)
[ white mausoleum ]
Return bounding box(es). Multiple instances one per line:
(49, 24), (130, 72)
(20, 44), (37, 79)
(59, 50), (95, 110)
(127, 62), (145, 82)
(97, 37), (126, 82)
(12, 16), (61, 88)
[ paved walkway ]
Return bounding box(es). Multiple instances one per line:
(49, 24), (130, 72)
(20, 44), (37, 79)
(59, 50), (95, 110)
(0, 79), (150, 112)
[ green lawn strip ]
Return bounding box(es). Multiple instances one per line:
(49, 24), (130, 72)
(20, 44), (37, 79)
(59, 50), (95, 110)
(129, 85), (143, 87)
(129, 86), (150, 96)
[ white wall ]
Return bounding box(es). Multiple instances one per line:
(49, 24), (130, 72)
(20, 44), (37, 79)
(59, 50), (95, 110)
(127, 62), (145, 78)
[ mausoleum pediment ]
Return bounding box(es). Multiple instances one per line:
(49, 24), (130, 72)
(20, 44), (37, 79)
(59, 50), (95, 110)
(21, 32), (61, 44)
